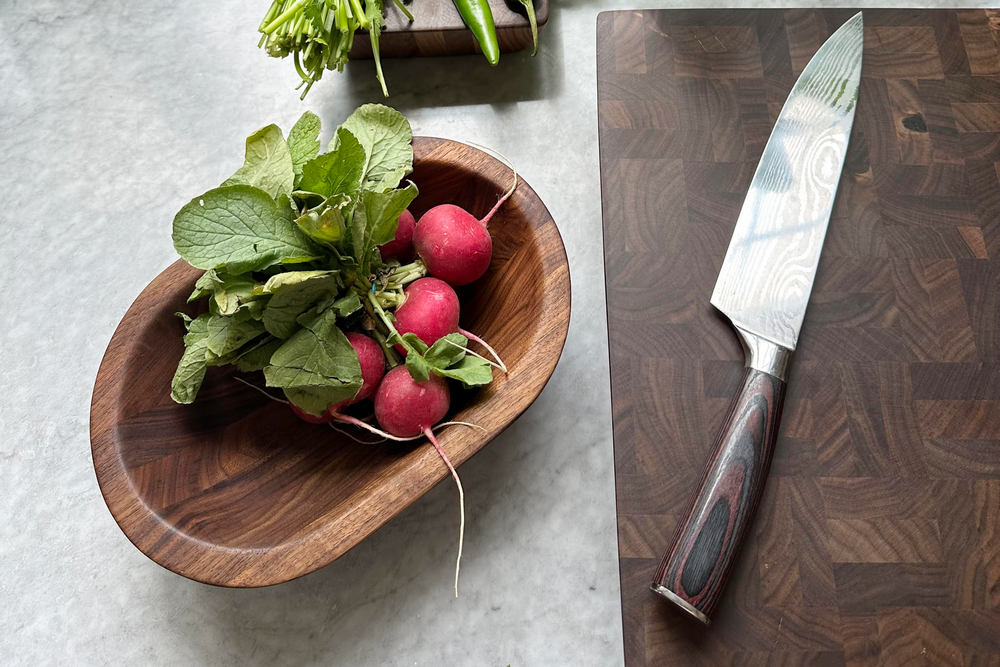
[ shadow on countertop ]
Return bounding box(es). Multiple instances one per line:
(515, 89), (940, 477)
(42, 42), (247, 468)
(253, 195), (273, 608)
(150, 389), (575, 665)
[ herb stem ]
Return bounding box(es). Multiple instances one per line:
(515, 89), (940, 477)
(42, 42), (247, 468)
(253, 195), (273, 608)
(391, 0), (414, 22)
(263, 0), (308, 34)
(350, 0), (370, 29)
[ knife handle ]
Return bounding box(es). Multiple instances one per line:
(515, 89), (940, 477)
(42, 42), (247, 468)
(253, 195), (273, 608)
(651, 366), (786, 623)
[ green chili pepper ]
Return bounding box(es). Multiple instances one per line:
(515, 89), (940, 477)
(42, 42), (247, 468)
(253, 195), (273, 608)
(453, 0), (500, 66)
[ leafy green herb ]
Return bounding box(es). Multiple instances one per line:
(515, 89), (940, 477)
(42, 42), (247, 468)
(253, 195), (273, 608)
(258, 0), (397, 99)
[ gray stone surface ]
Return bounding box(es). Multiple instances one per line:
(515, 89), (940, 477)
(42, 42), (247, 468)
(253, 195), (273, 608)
(0, 1), (985, 665)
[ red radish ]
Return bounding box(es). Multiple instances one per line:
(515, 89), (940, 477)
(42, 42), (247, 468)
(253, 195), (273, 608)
(337, 332), (386, 404)
(371, 366), (465, 596)
(392, 277), (460, 353)
(412, 174), (515, 286)
(374, 366), (450, 437)
(289, 332), (385, 422)
(413, 205), (492, 286)
(378, 209), (416, 261)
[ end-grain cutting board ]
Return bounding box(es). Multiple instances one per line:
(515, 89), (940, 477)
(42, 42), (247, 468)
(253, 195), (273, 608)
(598, 9), (1000, 665)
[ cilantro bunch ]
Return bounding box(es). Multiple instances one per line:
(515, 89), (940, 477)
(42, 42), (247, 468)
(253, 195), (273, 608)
(259, 0), (412, 98)
(169, 104), (491, 417)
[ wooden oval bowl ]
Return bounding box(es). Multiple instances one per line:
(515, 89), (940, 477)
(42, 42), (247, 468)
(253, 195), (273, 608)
(90, 137), (570, 587)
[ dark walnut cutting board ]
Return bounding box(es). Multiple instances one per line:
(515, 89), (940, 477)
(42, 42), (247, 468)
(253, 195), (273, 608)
(598, 9), (1000, 665)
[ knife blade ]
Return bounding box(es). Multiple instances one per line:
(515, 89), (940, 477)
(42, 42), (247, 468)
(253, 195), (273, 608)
(650, 12), (864, 624)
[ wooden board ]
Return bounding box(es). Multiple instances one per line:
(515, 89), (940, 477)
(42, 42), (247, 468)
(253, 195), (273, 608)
(350, 0), (548, 58)
(598, 9), (1000, 665)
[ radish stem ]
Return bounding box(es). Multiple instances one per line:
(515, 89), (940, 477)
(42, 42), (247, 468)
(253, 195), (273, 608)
(424, 426), (465, 598)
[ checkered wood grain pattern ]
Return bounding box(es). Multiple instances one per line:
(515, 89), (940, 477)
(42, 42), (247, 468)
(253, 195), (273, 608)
(598, 9), (1000, 665)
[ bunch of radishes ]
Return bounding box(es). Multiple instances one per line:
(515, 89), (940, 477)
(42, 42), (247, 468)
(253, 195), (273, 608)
(291, 183), (514, 596)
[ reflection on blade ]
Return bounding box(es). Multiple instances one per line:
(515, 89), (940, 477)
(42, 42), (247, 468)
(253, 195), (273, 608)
(710, 12), (863, 350)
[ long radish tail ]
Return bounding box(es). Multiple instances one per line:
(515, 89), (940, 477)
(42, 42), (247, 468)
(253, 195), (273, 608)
(479, 172), (517, 227)
(466, 141), (518, 227)
(234, 377), (289, 403)
(458, 327), (508, 374)
(424, 426), (465, 598)
(329, 422), (384, 444)
(332, 414), (485, 442)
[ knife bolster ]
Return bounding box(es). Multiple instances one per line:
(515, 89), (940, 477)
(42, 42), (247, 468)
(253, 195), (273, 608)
(735, 326), (792, 381)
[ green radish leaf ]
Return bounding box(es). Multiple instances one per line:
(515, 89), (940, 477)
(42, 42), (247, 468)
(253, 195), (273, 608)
(291, 190), (327, 210)
(223, 124), (295, 200)
(424, 333), (469, 369)
(340, 104), (413, 191)
(190, 269), (260, 316)
(351, 182), (419, 275)
(259, 269), (340, 294)
(405, 352), (431, 382)
(299, 128), (365, 197)
(436, 354), (493, 388)
(188, 270), (220, 302)
(400, 332), (429, 354)
(283, 386), (336, 418)
(332, 292), (362, 318)
(233, 337), (283, 372)
(232, 298), (267, 322)
(263, 309), (362, 410)
(206, 314), (267, 357)
(172, 185), (322, 274)
(170, 313), (212, 404)
(287, 111), (322, 186)
(175, 312), (194, 328)
(259, 270), (340, 339)
(295, 193), (351, 245)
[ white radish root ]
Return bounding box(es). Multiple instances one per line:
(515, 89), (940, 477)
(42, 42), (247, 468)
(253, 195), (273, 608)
(424, 425), (465, 598)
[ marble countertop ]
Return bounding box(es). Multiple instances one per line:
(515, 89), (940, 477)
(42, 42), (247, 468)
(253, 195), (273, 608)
(0, 1), (983, 664)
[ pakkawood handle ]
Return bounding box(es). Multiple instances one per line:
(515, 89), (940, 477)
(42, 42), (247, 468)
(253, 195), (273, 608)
(651, 367), (786, 624)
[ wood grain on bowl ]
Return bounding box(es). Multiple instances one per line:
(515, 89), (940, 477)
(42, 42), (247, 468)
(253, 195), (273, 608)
(90, 137), (570, 587)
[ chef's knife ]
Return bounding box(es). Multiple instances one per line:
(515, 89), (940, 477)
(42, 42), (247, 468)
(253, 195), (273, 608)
(650, 12), (864, 624)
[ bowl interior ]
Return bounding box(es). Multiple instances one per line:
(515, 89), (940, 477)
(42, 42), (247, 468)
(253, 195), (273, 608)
(91, 137), (569, 586)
